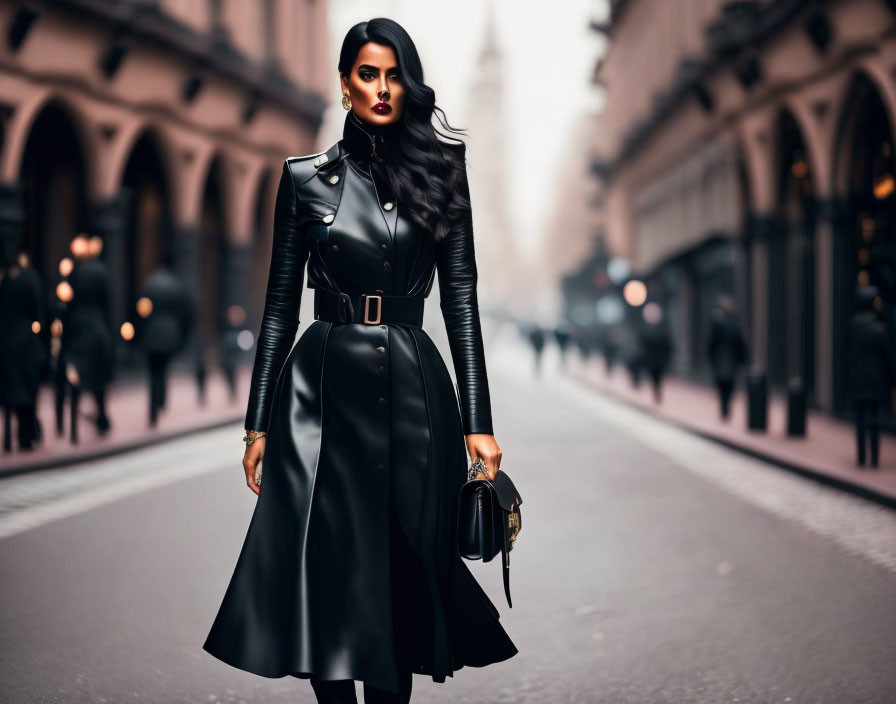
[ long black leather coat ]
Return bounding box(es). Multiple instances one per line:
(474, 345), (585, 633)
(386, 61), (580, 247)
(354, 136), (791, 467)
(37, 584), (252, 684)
(203, 112), (517, 693)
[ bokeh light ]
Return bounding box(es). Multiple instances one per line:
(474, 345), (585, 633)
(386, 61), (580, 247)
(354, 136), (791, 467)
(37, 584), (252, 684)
(136, 297), (153, 317)
(622, 279), (647, 307)
(56, 280), (73, 302)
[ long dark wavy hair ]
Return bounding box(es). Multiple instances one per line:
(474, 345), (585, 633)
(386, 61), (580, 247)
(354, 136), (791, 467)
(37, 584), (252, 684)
(338, 18), (469, 244)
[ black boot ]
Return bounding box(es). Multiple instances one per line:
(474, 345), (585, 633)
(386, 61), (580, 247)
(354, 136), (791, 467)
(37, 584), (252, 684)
(309, 677), (358, 704)
(363, 670), (412, 704)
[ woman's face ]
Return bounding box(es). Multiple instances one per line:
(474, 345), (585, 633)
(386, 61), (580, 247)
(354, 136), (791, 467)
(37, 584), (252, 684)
(341, 42), (405, 126)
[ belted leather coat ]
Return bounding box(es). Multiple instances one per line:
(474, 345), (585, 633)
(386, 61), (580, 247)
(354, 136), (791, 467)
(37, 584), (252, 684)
(203, 111), (517, 693)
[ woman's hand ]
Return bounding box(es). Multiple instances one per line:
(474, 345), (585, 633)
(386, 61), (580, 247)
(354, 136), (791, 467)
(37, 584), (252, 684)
(465, 433), (502, 480)
(243, 437), (266, 496)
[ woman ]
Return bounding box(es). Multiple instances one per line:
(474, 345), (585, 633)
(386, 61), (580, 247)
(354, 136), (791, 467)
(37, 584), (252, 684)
(202, 17), (518, 704)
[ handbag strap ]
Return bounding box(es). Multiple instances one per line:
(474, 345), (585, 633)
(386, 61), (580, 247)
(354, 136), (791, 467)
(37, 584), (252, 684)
(502, 539), (512, 608)
(466, 459), (516, 608)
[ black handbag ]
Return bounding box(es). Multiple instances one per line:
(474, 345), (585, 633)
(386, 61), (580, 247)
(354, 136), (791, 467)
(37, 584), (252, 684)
(457, 458), (523, 607)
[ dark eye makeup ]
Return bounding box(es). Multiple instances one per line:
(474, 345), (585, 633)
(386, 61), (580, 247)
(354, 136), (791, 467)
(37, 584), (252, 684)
(358, 70), (402, 82)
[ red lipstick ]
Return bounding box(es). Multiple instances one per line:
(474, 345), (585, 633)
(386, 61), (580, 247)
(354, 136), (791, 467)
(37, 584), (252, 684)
(373, 102), (392, 115)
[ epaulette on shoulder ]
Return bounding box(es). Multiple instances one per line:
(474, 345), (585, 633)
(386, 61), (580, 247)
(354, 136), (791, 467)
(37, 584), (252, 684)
(283, 142), (346, 226)
(284, 152), (323, 187)
(285, 142), (343, 186)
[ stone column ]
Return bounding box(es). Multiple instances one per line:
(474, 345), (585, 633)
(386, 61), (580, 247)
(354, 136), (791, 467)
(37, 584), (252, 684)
(223, 240), (251, 312)
(812, 197), (836, 412)
(223, 239), (252, 364)
(829, 197), (854, 414)
(746, 213), (775, 369)
(0, 182), (25, 267)
(735, 221), (752, 340)
(171, 224), (202, 363)
(91, 190), (133, 333)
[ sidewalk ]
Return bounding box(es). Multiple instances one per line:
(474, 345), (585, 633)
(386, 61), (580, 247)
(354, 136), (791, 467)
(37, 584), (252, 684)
(0, 367), (250, 478)
(566, 354), (896, 509)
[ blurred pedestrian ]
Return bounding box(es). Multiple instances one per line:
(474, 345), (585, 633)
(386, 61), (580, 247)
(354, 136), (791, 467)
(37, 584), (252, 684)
(637, 303), (673, 403)
(62, 234), (115, 443)
(844, 285), (896, 468)
(553, 323), (572, 369)
(195, 342), (210, 406)
(706, 295), (747, 420)
(219, 305), (247, 402)
(573, 324), (595, 361)
(134, 259), (193, 427)
(51, 251), (78, 438)
(0, 252), (47, 452)
(600, 325), (619, 376)
(617, 323), (643, 389)
(524, 323), (545, 376)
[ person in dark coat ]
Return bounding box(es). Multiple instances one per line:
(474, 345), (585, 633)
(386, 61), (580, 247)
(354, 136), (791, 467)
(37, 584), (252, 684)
(0, 252), (47, 452)
(49, 282), (71, 438)
(135, 260), (193, 427)
(637, 303), (673, 403)
(599, 324), (619, 375)
(572, 324), (594, 361)
(203, 20), (516, 704)
(707, 295), (747, 420)
(62, 235), (115, 443)
(525, 322), (546, 376)
(219, 304), (247, 402)
(190, 345), (205, 405)
(553, 323), (572, 368)
(617, 322), (644, 389)
(844, 285), (896, 468)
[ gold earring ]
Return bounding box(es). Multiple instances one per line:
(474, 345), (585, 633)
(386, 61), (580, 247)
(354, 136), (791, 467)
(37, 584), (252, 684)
(342, 93), (352, 110)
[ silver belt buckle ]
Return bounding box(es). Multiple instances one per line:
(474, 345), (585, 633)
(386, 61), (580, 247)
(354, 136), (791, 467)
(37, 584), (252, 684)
(363, 294), (382, 324)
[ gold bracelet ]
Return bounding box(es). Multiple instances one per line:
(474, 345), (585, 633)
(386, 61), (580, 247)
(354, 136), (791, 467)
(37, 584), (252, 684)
(243, 430), (266, 448)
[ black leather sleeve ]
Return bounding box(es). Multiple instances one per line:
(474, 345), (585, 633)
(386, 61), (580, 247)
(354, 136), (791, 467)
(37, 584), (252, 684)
(244, 160), (309, 432)
(436, 145), (494, 436)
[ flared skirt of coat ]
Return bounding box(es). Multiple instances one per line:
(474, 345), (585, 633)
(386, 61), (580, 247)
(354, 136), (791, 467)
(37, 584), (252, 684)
(202, 320), (517, 694)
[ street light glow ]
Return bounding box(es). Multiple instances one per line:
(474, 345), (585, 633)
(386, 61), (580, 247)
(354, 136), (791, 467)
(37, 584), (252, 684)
(623, 279), (647, 306)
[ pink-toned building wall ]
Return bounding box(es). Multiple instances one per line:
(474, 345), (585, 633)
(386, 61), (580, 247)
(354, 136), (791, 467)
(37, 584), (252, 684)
(0, 0), (328, 368)
(592, 0), (896, 415)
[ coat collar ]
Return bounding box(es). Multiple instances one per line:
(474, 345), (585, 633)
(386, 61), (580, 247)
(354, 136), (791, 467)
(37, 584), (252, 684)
(341, 110), (398, 168)
(301, 114), (399, 225)
(309, 111), (396, 178)
(306, 112), (394, 201)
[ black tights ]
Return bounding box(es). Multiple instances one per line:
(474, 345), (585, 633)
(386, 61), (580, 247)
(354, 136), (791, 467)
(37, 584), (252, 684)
(309, 670), (412, 703)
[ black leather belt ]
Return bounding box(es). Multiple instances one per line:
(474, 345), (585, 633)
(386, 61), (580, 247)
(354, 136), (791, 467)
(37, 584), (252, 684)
(313, 288), (425, 327)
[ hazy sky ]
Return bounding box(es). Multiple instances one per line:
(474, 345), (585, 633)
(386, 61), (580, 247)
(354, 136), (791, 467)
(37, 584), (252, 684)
(321, 1), (608, 260)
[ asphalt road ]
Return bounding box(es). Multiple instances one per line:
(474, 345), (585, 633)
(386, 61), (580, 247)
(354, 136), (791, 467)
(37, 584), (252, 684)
(1, 338), (895, 704)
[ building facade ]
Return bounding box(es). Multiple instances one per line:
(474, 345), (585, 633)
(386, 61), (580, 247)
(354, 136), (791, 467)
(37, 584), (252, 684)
(0, 0), (327, 369)
(591, 0), (896, 417)
(462, 0), (522, 310)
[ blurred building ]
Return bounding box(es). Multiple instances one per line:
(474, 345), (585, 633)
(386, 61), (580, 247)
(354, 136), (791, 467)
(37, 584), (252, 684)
(463, 0), (521, 309)
(0, 0), (327, 369)
(544, 113), (606, 321)
(589, 0), (896, 418)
